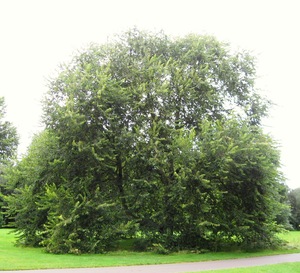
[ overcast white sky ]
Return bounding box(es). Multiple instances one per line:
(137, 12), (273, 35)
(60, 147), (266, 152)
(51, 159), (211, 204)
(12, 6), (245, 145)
(0, 0), (299, 189)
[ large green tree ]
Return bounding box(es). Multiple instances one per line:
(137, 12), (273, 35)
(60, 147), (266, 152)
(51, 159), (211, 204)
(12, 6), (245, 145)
(7, 29), (286, 252)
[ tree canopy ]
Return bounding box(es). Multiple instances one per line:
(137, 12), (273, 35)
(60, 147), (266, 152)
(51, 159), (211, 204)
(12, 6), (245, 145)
(4, 29), (288, 253)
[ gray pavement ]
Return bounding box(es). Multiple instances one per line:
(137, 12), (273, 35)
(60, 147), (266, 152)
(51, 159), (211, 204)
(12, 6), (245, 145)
(2, 253), (300, 273)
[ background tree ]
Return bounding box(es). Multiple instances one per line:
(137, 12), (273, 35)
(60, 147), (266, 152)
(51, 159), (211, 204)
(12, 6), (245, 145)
(0, 96), (18, 227)
(7, 29), (286, 252)
(4, 130), (59, 243)
(0, 97), (18, 163)
(289, 188), (300, 230)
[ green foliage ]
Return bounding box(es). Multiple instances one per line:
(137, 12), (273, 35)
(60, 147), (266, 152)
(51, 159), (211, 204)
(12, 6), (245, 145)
(5, 29), (287, 252)
(0, 97), (18, 227)
(289, 188), (300, 230)
(4, 185), (43, 246)
(0, 97), (18, 163)
(152, 243), (170, 255)
(132, 237), (152, 252)
(38, 183), (122, 254)
(4, 130), (60, 239)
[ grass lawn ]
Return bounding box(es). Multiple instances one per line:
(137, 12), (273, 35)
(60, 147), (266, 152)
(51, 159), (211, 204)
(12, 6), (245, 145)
(0, 229), (300, 270)
(192, 262), (300, 273)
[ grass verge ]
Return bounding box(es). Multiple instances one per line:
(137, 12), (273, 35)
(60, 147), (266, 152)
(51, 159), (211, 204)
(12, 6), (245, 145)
(191, 262), (300, 273)
(0, 229), (300, 270)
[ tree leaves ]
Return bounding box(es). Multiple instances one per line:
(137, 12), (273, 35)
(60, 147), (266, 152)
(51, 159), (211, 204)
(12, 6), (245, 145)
(4, 29), (288, 252)
(0, 97), (18, 163)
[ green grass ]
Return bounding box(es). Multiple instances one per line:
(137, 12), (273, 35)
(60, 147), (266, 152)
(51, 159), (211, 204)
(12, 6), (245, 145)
(0, 229), (300, 270)
(191, 262), (300, 273)
(278, 231), (300, 249)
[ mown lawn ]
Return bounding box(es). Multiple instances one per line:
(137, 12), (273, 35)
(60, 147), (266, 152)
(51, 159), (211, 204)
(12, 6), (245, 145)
(0, 229), (300, 270)
(193, 262), (300, 273)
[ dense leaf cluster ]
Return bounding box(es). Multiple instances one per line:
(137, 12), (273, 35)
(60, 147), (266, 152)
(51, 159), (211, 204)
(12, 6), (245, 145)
(3, 30), (289, 253)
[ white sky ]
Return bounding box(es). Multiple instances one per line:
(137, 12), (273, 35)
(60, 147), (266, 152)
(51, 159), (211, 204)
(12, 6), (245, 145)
(0, 0), (299, 189)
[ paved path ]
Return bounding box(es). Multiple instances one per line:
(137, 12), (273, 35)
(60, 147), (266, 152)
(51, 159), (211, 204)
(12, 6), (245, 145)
(2, 253), (300, 273)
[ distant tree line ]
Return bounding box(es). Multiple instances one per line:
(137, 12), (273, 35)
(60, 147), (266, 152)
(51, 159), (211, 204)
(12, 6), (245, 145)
(0, 29), (298, 253)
